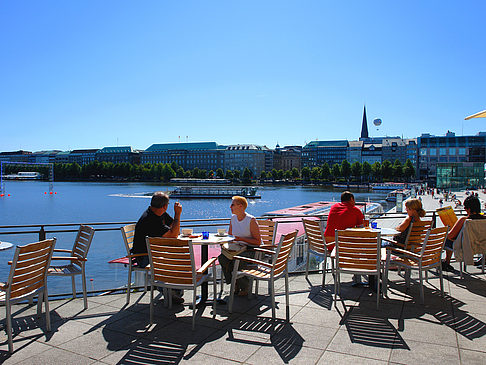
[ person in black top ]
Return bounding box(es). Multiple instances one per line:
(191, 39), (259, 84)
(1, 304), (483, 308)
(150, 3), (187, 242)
(133, 192), (183, 302)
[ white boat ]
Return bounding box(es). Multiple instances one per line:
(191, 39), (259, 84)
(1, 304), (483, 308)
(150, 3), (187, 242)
(386, 189), (411, 202)
(2, 171), (43, 180)
(372, 182), (408, 191)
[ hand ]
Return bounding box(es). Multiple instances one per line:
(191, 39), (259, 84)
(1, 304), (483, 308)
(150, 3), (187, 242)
(174, 201), (182, 216)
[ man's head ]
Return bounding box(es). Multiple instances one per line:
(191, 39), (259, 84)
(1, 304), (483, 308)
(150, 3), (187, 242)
(341, 191), (355, 205)
(464, 195), (481, 215)
(150, 192), (169, 216)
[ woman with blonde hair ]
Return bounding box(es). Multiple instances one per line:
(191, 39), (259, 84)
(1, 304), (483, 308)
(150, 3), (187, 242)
(393, 198), (426, 245)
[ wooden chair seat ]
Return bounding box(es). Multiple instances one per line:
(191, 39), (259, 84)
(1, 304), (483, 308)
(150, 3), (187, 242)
(48, 264), (81, 275)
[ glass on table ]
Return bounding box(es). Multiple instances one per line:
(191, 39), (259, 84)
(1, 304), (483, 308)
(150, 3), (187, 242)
(371, 222), (378, 229)
(202, 231), (209, 239)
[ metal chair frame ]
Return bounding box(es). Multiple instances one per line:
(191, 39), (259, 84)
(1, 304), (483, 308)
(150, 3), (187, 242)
(303, 218), (334, 288)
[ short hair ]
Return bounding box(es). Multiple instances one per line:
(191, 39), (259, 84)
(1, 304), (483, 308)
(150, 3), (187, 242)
(464, 195), (481, 214)
(405, 198), (426, 217)
(151, 192), (169, 208)
(232, 195), (248, 209)
(341, 191), (354, 203)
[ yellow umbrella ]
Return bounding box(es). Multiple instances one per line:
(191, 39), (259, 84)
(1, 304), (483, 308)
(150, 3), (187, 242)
(465, 110), (486, 120)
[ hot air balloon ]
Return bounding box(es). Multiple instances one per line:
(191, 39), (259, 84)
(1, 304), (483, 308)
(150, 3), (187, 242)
(373, 118), (382, 127)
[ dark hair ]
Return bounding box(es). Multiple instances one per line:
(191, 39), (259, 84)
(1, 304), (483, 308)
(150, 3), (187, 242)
(151, 192), (169, 208)
(464, 195), (481, 214)
(341, 191), (354, 203)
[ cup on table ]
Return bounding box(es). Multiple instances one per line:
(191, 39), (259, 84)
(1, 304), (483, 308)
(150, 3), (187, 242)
(181, 228), (193, 236)
(364, 219), (370, 228)
(202, 231), (209, 239)
(217, 228), (227, 236)
(371, 222), (378, 229)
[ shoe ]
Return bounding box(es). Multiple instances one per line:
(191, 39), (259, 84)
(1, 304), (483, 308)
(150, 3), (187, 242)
(441, 261), (454, 272)
(171, 295), (184, 304)
(474, 256), (484, 266)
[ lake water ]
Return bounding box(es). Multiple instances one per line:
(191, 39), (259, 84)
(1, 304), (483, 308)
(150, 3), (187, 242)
(0, 181), (390, 294)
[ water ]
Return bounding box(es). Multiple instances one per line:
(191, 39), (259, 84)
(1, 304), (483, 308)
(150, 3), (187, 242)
(0, 181), (389, 294)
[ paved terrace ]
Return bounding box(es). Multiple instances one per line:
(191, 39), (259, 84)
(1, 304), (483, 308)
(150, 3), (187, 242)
(1, 190), (486, 364)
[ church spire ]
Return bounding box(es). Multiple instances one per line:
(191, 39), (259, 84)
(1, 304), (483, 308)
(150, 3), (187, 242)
(360, 105), (369, 139)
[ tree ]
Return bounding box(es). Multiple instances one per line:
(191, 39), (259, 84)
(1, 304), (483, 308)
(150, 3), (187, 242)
(277, 169), (284, 180)
(351, 162), (362, 181)
(270, 168), (278, 181)
(176, 166), (184, 178)
(161, 164), (175, 182)
(215, 168), (224, 179)
(311, 167), (321, 181)
(331, 164), (341, 180)
(381, 160), (393, 180)
(291, 167), (300, 179)
(371, 162), (381, 181)
(341, 160), (351, 181)
(225, 170), (233, 180)
(320, 163), (331, 181)
(260, 170), (267, 180)
(403, 159), (415, 181)
(242, 168), (252, 183)
(233, 169), (240, 180)
(393, 160), (403, 180)
(362, 161), (372, 182)
(301, 167), (311, 181)
(284, 170), (292, 180)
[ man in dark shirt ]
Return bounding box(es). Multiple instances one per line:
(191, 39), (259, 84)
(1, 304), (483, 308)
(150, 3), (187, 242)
(133, 192), (183, 301)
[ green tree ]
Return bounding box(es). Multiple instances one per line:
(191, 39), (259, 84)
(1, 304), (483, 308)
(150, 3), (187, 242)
(371, 162), (381, 181)
(351, 161), (362, 181)
(403, 159), (416, 181)
(341, 160), (351, 181)
(381, 160), (393, 180)
(233, 169), (241, 180)
(311, 167), (321, 181)
(393, 160), (403, 180)
(291, 167), (300, 179)
(176, 166), (184, 178)
(260, 170), (267, 180)
(331, 164), (341, 180)
(301, 167), (311, 181)
(284, 170), (292, 180)
(225, 170), (233, 180)
(161, 164), (176, 182)
(270, 168), (278, 181)
(242, 168), (252, 183)
(215, 168), (224, 179)
(362, 161), (372, 182)
(277, 169), (284, 180)
(320, 163), (331, 181)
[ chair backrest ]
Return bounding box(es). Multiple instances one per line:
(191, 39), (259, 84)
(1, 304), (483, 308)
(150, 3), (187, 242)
(405, 219), (432, 253)
(462, 219), (486, 254)
(121, 224), (136, 256)
(257, 219), (277, 246)
(302, 218), (327, 255)
(7, 239), (56, 300)
(145, 237), (196, 286)
(419, 227), (448, 268)
(271, 230), (298, 277)
(335, 230), (381, 273)
(71, 225), (95, 261)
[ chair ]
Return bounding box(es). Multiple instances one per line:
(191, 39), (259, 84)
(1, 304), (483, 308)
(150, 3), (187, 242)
(383, 227), (449, 303)
(228, 230), (298, 321)
(455, 219), (486, 277)
(145, 237), (218, 330)
(387, 219), (432, 252)
(121, 224), (149, 304)
(257, 219), (278, 248)
(0, 239), (56, 353)
(48, 225), (95, 309)
(302, 218), (334, 288)
(334, 230), (382, 308)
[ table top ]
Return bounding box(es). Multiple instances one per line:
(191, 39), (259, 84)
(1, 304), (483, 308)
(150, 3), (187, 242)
(178, 233), (235, 245)
(347, 227), (399, 237)
(0, 241), (14, 251)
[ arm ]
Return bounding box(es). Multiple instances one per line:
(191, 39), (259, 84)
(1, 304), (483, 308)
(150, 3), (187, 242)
(235, 218), (262, 247)
(228, 221), (233, 236)
(448, 216), (467, 240)
(395, 216), (412, 232)
(163, 202), (182, 238)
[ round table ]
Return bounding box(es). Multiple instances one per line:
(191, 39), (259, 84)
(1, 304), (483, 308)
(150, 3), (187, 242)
(0, 241), (14, 251)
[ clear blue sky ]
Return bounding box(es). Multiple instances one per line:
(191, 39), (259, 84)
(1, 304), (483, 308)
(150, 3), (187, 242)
(1, 1), (485, 152)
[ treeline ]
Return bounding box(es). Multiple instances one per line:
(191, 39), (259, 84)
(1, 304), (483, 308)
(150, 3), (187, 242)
(5, 159), (416, 183)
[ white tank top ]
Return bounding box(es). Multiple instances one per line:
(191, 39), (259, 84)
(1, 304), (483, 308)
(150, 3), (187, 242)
(231, 213), (254, 238)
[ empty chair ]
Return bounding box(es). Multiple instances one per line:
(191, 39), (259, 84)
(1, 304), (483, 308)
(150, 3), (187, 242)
(0, 239), (56, 353)
(334, 229), (382, 308)
(303, 218), (334, 288)
(146, 237), (218, 330)
(121, 224), (149, 304)
(228, 230), (298, 321)
(383, 227), (449, 303)
(48, 225), (95, 309)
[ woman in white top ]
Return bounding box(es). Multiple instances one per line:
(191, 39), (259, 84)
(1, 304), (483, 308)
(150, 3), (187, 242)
(219, 196), (261, 296)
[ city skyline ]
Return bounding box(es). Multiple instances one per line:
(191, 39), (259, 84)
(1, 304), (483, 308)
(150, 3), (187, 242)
(1, 1), (485, 152)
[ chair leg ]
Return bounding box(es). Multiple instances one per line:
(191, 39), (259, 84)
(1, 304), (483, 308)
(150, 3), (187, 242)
(228, 260), (240, 313)
(376, 274), (380, 309)
(305, 250), (310, 280)
(439, 266), (444, 297)
(150, 285), (154, 325)
(212, 265), (217, 318)
(6, 302), (13, 354)
(82, 267), (88, 309)
(482, 255), (485, 274)
(37, 291), (43, 318)
(144, 270), (148, 293)
(168, 289), (173, 309)
(126, 266), (132, 304)
(419, 269), (424, 304)
(270, 279), (276, 319)
(425, 270), (429, 282)
(405, 269), (411, 287)
(285, 272), (290, 322)
(192, 287), (197, 330)
(71, 276), (76, 298)
(322, 253), (327, 288)
(44, 287), (51, 332)
(383, 253), (390, 297)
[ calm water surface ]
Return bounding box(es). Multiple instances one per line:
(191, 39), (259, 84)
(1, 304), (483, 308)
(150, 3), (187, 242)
(0, 181), (389, 294)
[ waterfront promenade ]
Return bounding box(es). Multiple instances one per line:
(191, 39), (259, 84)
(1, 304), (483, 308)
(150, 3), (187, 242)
(1, 190), (486, 364)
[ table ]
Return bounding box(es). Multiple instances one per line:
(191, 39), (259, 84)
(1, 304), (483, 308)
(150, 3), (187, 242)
(179, 233), (235, 306)
(0, 241), (14, 251)
(347, 227), (399, 236)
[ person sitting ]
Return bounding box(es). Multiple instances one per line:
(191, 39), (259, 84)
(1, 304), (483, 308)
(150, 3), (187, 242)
(132, 192), (184, 303)
(218, 196), (261, 297)
(391, 198), (426, 247)
(442, 195), (485, 271)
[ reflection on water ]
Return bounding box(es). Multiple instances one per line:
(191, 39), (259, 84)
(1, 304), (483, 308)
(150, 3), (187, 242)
(0, 181), (389, 294)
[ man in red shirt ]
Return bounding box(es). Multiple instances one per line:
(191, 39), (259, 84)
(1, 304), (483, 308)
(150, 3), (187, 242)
(324, 191), (364, 251)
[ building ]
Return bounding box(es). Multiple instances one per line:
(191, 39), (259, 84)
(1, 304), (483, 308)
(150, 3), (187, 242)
(29, 151), (62, 164)
(69, 149), (98, 165)
(346, 141), (363, 164)
(302, 140), (348, 167)
(224, 144), (267, 176)
(95, 146), (140, 164)
(436, 162), (485, 189)
(274, 145), (302, 171)
(0, 150), (32, 163)
(418, 131), (486, 184)
(54, 151), (70, 164)
(141, 142), (225, 171)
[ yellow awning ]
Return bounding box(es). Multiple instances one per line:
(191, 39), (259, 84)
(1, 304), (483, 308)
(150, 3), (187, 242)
(465, 110), (486, 120)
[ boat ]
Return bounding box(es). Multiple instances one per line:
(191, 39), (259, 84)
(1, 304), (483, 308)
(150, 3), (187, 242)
(170, 178), (230, 185)
(168, 186), (261, 199)
(385, 189), (411, 202)
(2, 171), (43, 180)
(371, 182), (408, 191)
(333, 183), (370, 189)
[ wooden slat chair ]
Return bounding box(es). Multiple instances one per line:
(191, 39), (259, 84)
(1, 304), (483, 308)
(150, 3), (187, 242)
(145, 237), (218, 330)
(48, 225), (95, 309)
(393, 219), (433, 252)
(334, 230), (382, 309)
(121, 224), (149, 304)
(383, 227), (449, 303)
(303, 218), (334, 288)
(0, 239), (56, 353)
(253, 219), (278, 295)
(228, 230), (298, 321)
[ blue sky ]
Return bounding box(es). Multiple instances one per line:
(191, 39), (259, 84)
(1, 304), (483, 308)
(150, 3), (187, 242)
(1, 1), (485, 152)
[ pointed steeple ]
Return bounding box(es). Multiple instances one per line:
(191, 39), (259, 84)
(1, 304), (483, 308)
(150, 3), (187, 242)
(360, 105), (369, 139)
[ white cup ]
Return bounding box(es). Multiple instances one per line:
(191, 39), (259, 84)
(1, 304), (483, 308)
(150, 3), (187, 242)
(181, 228), (193, 236)
(217, 228), (227, 236)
